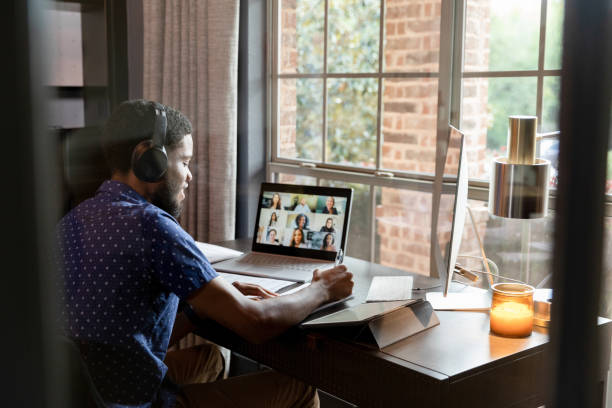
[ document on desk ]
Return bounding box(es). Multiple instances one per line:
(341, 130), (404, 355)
(425, 286), (491, 310)
(366, 276), (414, 302)
(195, 241), (243, 264)
(217, 272), (296, 293)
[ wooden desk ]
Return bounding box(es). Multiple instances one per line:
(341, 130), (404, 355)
(198, 238), (612, 407)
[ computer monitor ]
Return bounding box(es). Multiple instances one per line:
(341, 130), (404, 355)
(432, 126), (468, 296)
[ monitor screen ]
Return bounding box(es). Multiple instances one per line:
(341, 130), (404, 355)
(253, 183), (353, 261)
(434, 126), (468, 295)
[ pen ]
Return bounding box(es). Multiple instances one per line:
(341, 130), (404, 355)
(335, 248), (344, 266)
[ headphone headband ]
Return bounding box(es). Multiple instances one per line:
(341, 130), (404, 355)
(151, 108), (167, 148)
(132, 107), (168, 183)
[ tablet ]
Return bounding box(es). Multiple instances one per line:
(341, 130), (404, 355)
(301, 300), (418, 328)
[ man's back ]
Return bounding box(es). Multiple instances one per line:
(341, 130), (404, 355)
(57, 180), (217, 407)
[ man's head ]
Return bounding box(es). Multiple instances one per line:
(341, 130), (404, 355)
(102, 100), (194, 217)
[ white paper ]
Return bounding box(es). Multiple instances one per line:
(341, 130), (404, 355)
(426, 287), (491, 311)
(366, 276), (414, 302)
(195, 241), (243, 264)
(217, 272), (296, 294)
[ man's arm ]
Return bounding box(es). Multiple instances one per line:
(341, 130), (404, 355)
(187, 265), (353, 344)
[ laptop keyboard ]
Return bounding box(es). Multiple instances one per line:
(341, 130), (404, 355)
(237, 253), (331, 272)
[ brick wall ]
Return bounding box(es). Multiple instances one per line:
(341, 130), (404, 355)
(377, 0), (490, 275)
(278, 0), (490, 276)
(279, 1), (298, 158)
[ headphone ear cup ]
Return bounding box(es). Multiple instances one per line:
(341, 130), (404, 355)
(132, 141), (168, 182)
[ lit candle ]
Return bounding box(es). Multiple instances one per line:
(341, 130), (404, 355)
(490, 301), (534, 337)
(490, 283), (535, 337)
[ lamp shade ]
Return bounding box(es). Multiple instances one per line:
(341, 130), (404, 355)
(489, 157), (550, 219)
(489, 116), (550, 219)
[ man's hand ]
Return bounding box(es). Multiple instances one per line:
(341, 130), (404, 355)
(311, 265), (353, 302)
(232, 281), (278, 299)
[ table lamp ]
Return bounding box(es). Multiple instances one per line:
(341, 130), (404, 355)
(489, 115), (550, 219)
(488, 116), (550, 336)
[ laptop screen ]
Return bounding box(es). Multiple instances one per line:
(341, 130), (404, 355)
(252, 183), (353, 261)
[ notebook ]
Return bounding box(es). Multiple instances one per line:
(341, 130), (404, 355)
(213, 182), (353, 282)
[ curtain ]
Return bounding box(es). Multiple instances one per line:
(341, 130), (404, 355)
(143, 0), (239, 244)
(142, 0), (239, 355)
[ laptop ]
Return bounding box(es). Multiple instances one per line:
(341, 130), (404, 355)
(213, 183), (353, 282)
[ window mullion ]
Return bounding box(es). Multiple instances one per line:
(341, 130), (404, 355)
(369, 184), (376, 262)
(322, 0), (329, 164)
(375, 0), (385, 171)
(536, 0), (548, 131)
(451, 0), (466, 127)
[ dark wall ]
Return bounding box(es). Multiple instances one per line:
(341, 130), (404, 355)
(1, 0), (67, 406)
(550, 0), (612, 406)
(236, 0), (267, 238)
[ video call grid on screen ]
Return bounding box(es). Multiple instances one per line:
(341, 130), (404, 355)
(252, 183), (353, 261)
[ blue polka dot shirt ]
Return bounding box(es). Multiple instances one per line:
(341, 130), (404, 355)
(57, 180), (218, 407)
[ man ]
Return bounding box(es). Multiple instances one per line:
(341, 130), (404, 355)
(293, 197), (311, 213)
(57, 100), (353, 407)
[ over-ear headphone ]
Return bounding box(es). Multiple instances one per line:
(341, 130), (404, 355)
(132, 108), (168, 182)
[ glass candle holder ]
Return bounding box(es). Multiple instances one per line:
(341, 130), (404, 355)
(490, 283), (535, 337)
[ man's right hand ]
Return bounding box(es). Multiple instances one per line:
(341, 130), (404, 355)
(311, 265), (354, 302)
(190, 264), (354, 343)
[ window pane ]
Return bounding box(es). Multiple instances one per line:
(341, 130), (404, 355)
(320, 180), (371, 261)
(278, 78), (323, 161)
(326, 78), (378, 167)
(609, 148), (612, 195)
(328, 0), (380, 73)
(461, 77), (537, 180)
(383, 0), (441, 72)
(375, 187), (433, 276)
(465, 0), (541, 72)
(603, 219), (612, 317)
(544, 0), (564, 70)
(276, 173), (317, 186)
(541, 76), (561, 132)
(280, 0), (325, 73)
(461, 200), (555, 288)
(381, 78), (438, 173)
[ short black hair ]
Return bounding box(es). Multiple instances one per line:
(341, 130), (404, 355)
(101, 99), (193, 174)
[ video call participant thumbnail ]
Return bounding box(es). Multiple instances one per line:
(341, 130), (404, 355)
(322, 196), (338, 214)
(289, 228), (307, 248)
(269, 192), (282, 209)
(268, 212), (279, 227)
(293, 196), (311, 213)
(321, 233), (336, 251)
(319, 217), (335, 232)
(293, 213), (310, 230)
(266, 228), (279, 245)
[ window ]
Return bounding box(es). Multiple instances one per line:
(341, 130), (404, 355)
(268, 0), (580, 278)
(457, 0), (563, 184)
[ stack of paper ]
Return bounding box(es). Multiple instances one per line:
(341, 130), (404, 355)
(366, 276), (414, 302)
(195, 241), (243, 264)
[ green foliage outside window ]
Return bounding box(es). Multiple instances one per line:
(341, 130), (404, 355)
(291, 0), (566, 159)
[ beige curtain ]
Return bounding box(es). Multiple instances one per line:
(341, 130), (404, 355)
(143, 0), (239, 244)
(142, 0), (239, 354)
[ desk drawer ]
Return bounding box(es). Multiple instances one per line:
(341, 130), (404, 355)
(445, 350), (547, 408)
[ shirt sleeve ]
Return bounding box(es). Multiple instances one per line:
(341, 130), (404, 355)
(145, 210), (218, 300)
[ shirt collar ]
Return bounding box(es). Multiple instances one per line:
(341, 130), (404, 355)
(97, 180), (149, 204)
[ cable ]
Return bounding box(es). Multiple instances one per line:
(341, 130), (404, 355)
(456, 254), (526, 285)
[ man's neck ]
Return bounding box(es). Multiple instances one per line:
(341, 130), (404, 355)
(111, 172), (157, 201)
